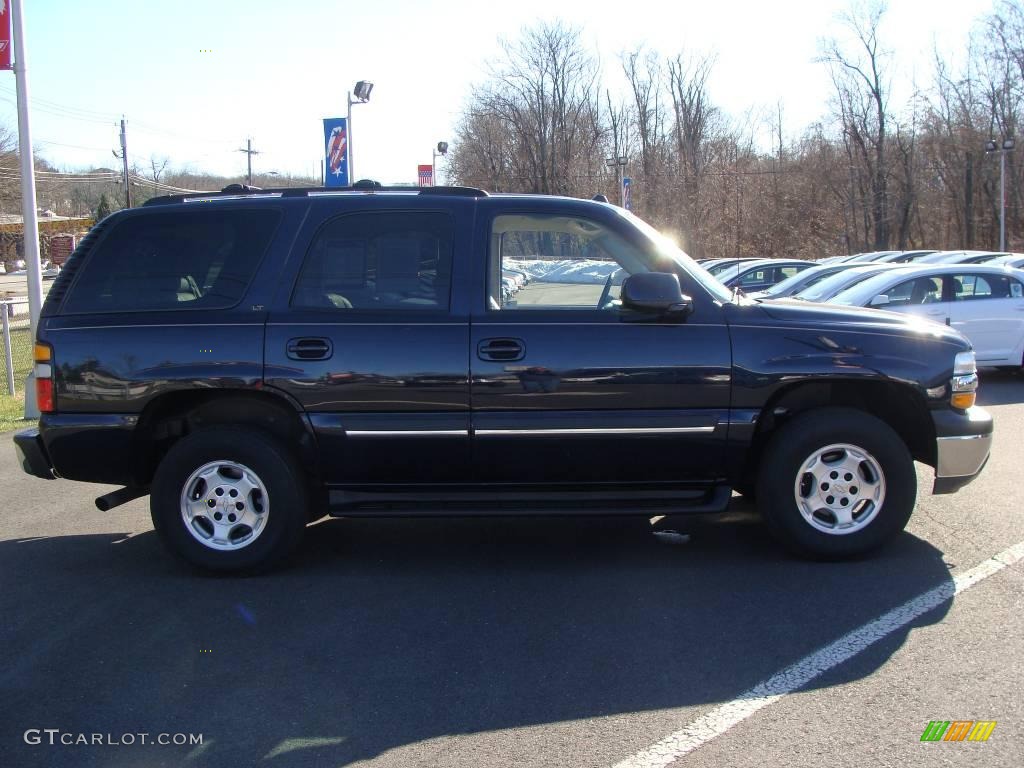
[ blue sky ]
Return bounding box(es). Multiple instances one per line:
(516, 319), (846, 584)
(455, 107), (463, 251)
(0, 0), (994, 185)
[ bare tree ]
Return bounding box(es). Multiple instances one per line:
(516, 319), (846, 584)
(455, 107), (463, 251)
(148, 155), (170, 185)
(463, 21), (603, 196)
(666, 51), (720, 257)
(821, 1), (892, 250)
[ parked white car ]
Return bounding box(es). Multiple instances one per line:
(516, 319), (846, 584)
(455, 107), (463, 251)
(987, 254), (1024, 270)
(789, 263), (910, 303)
(910, 250), (1009, 265)
(829, 264), (1024, 368)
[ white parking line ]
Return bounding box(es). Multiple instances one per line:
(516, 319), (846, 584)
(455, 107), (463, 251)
(613, 539), (1024, 768)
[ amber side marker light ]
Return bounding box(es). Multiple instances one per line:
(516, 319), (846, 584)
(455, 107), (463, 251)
(33, 342), (54, 413)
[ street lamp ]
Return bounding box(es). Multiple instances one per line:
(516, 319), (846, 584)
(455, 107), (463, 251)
(347, 80), (374, 183)
(432, 141), (448, 187)
(605, 155), (627, 206)
(985, 135), (1015, 250)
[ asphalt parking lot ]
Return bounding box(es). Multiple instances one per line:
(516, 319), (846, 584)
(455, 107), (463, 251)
(0, 372), (1021, 768)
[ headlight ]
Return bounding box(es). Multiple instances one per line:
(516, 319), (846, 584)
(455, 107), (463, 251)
(953, 350), (976, 376)
(951, 351), (977, 409)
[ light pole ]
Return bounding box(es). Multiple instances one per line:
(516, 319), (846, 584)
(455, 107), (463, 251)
(605, 155), (627, 206)
(346, 80), (373, 184)
(985, 135), (1015, 251)
(432, 141), (448, 187)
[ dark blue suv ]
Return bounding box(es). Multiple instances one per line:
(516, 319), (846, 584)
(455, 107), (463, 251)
(13, 185), (993, 572)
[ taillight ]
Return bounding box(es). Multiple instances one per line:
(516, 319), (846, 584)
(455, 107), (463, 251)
(34, 342), (54, 413)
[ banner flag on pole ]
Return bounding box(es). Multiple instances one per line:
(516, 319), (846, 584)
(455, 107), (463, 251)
(323, 118), (349, 187)
(622, 177), (632, 211)
(418, 164), (433, 186)
(0, 2), (12, 70)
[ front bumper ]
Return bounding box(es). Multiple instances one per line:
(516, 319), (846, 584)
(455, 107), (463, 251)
(13, 428), (54, 480)
(931, 406), (993, 494)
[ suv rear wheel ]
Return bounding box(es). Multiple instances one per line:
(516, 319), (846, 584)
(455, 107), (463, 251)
(756, 407), (916, 559)
(150, 427), (308, 573)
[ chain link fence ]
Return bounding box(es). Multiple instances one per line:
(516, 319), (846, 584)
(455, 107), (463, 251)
(2, 298), (32, 397)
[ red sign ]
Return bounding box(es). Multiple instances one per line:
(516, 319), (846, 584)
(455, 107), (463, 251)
(418, 164), (433, 186)
(0, 1), (11, 71)
(49, 235), (75, 266)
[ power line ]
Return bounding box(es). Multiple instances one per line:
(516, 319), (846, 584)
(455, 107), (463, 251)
(127, 174), (208, 194)
(35, 138), (113, 152)
(0, 90), (243, 150)
(0, 83), (119, 121)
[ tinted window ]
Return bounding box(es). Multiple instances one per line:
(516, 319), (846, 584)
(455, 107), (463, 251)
(63, 209), (279, 314)
(489, 214), (649, 310)
(950, 273), (1017, 300)
(292, 212), (454, 311)
(738, 268), (770, 286)
(777, 265), (803, 279)
(877, 276), (943, 307)
(707, 261), (736, 276)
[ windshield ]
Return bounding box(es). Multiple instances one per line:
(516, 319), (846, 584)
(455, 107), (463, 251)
(707, 261), (739, 276)
(796, 268), (886, 302)
(829, 271), (904, 305)
(761, 267), (825, 296)
(617, 209), (734, 302)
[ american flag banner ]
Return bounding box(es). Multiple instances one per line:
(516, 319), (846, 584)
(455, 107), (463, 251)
(323, 118), (349, 187)
(0, 0), (11, 71)
(418, 164), (433, 186)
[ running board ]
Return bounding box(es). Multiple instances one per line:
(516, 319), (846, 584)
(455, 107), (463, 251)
(327, 485), (732, 517)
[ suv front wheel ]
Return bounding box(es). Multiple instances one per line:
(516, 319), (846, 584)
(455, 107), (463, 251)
(756, 408), (917, 559)
(150, 427), (308, 573)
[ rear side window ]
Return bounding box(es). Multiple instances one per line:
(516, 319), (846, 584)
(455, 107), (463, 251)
(291, 211), (453, 311)
(62, 209), (279, 314)
(950, 273), (1019, 300)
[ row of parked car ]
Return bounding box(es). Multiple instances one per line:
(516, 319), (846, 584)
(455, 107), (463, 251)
(696, 250), (1024, 369)
(501, 267), (529, 302)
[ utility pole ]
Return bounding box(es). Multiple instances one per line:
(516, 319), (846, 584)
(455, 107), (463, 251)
(120, 117), (130, 207)
(964, 152), (974, 248)
(10, 0), (42, 339)
(238, 138), (258, 185)
(11, 0), (44, 418)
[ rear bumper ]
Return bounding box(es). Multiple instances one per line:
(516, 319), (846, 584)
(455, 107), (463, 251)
(13, 428), (54, 480)
(931, 406), (993, 494)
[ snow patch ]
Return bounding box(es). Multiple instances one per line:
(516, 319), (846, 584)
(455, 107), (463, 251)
(504, 258), (619, 285)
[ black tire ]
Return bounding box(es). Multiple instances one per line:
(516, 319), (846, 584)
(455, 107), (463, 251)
(755, 407), (916, 559)
(150, 427), (308, 573)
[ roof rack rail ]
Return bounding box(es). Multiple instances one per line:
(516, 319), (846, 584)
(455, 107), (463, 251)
(280, 185), (487, 198)
(143, 183), (489, 206)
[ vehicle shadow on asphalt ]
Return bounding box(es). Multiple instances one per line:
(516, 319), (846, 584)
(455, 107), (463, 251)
(977, 368), (1024, 405)
(0, 505), (955, 768)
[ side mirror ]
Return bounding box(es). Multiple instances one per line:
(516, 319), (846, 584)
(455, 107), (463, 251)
(869, 294), (890, 307)
(621, 272), (693, 316)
